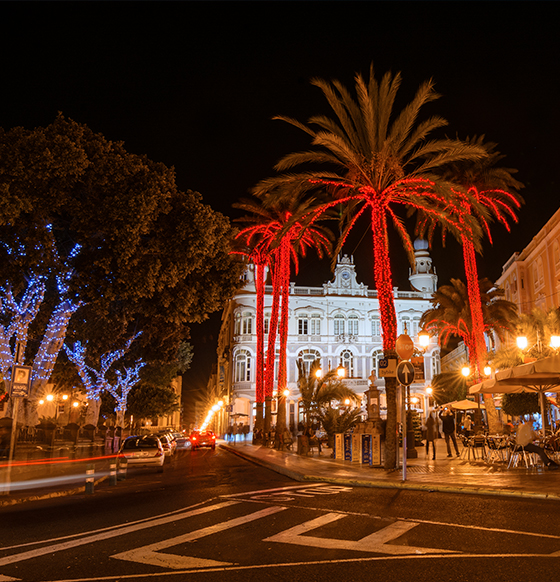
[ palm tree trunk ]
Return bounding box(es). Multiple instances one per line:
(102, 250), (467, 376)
(462, 238), (501, 433)
(275, 244), (291, 444)
(254, 261), (266, 435)
(264, 258), (281, 433)
(371, 208), (399, 469)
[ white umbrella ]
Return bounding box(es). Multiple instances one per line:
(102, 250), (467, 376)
(441, 399), (486, 411)
(469, 355), (560, 431)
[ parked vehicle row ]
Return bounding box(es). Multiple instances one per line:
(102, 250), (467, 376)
(117, 430), (216, 472)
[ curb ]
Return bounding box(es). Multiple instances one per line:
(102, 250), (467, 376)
(221, 445), (560, 502)
(0, 475), (108, 507)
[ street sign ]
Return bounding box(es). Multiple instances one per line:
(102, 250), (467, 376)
(395, 334), (415, 360)
(10, 365), (32, 398)
(378, 357), (397, 378)
(396, 360), (415, 386)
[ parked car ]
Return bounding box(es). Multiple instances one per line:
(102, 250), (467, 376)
(118, 435), (165, 472)
(156, 432), (177, 457)
(171, 431), (191, 450)
(190, 430), (216, 450)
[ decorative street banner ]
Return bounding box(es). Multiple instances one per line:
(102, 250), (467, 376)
(344, 433), (352, 461)
(351, 433), (362, 463)
(10, 365), (32, 398)
(361, 434), (372, 465)
(411, 356), (425, 382)
(335, 433), (344, 460)
(371, 433), (382, 466)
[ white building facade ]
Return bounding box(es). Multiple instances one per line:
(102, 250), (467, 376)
(216, 241), (441, 432)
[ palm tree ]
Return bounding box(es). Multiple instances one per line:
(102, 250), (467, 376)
(420, 278), (518, 432)
(253, 65), (486, 468)
(297, 359), (360, 441)
(418, 137), (524, 380)
(234, 195), (332, 434)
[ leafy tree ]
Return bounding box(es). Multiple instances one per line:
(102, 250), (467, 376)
(501, 393), (542, 418)
(126, 384), (180, 430)
(0, 116), (243, 423)
(253, 65), (485, 468)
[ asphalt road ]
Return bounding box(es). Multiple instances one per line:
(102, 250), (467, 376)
(1, 447), (560, 582)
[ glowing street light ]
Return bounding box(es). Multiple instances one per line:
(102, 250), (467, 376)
(461, 366), (471, 378)
(516, 336), (528, 350)
(418, 330), (430, 351)
(337, 366), (346, 378)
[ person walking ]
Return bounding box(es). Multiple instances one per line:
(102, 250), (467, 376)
(439, 407), (460, 457)
(425, 411), (438, 460)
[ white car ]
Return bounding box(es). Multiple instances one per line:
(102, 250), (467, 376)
(118, 435), (165, 472)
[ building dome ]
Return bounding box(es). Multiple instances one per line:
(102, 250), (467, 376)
(413, 238), (429, 251)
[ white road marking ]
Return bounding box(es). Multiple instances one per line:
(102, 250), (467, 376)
(264, 513), (457, 555)
(223, 483), (332, 497)
(0, 575), (20, 581)
(111, 505), (287, 569)
(0, 501), (238, 568)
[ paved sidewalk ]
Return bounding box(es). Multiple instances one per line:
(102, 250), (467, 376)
(222, 438), (560, 501)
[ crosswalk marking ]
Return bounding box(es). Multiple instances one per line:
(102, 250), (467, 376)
(264, 513), (458, 555)
(111, 506), (287, 569)
(0, 501), (239, 568)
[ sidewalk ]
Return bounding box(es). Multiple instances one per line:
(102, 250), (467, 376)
(222, 438), (560, 501)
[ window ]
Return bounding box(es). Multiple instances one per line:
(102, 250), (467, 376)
(234, 313), (241, 335)
(554, 241), (560, 271)
(234, 350), (252, 382)
(264, 312), (270, 335)
(298, 313), (309, 335)
(340, 349), (354, 378)
(242, 311), (253, 335)
(297, 349), (321, 377)
(371, 317), (381, 338)
(348, 314), (359, 335)
(310, 314), (321, 336)
(334, 314), (345, 336)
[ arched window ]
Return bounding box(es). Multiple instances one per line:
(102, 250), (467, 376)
(297, 349), (321, 377)
(372, 349), (384, 376)
(334, 314), (345, 336)
(340, 349), (354, 378)
(431, 350), (441, 377)
(234, 349), (252, 382)
(348, 314), (359, 335)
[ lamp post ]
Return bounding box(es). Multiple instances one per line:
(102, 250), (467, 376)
(275, 388), (290, 448)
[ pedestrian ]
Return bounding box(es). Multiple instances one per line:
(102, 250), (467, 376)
(515, 420), (560, 470)
(425, 411), (437, 460)
(439, 407), (460, 458)
(463, 414), (473, 436)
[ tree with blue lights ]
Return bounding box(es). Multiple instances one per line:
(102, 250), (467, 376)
(64, 334), (144, 427)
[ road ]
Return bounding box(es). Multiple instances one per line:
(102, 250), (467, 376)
(1, 447), (560, 581)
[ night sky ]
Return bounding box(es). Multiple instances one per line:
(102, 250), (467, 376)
(2, 2), (559, 390)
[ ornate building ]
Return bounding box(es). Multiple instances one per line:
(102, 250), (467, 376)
(215, 241), (441, 432)
(497, 206), (560, 314)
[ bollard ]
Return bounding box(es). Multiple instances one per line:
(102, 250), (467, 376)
(117, 457), (127, 481)
(85, 464), (95, 494)
(109, 461), (117, 486)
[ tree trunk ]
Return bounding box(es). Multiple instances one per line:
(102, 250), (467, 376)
(85, 398), (102, 427)
(371, 208), (398, 469)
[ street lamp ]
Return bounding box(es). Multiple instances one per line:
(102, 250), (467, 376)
(418, 330), (430, 351)
(336, 365), (346, 378)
